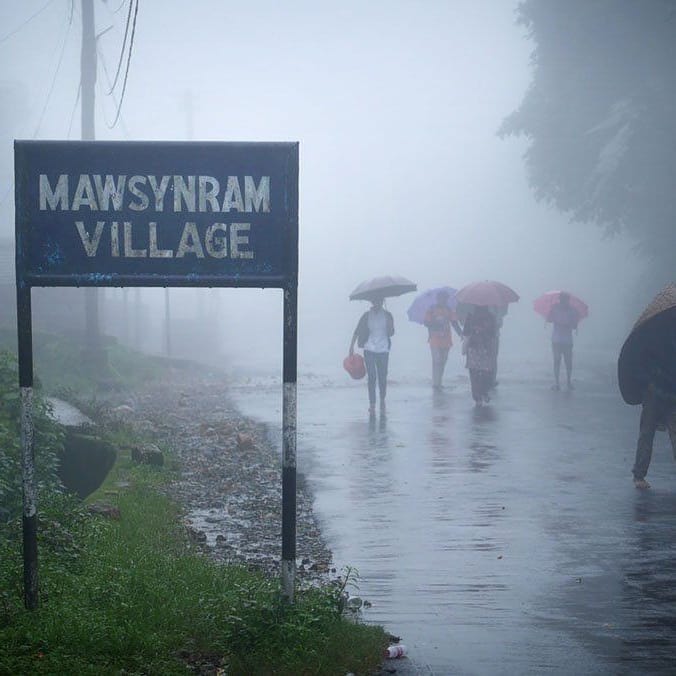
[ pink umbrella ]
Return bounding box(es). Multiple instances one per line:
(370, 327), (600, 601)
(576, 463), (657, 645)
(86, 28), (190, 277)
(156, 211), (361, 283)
(533, 291), (588, 321)
(456, 280), (520, 307)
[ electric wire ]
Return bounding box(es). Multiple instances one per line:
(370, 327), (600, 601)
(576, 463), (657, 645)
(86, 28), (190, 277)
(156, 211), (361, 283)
(106, 0), (134, 94)
(111, 0), (128, 14)
(0, 0), (57, 44)
(108, 0), (138, 128)
(66, 81), (82, 139)
(32, 5), (74, 137)
(0, 2), (72, 210)
(97, 45), (130, 137)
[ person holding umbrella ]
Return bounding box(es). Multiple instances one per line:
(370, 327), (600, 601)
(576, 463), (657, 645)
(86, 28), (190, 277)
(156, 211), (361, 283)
(407, 287), (463, 390)
(456, 280), (519, 404)
(618, 284), (676, 489)
(462, 305), (499, 406)
(349, 294), (394, 416)
(423, 290), (463, 390)
(544, 292), (584, 391)
(348, 276), (416, 416)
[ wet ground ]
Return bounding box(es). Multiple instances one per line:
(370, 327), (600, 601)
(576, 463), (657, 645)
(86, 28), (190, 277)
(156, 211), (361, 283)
(229, 358), (676, 675)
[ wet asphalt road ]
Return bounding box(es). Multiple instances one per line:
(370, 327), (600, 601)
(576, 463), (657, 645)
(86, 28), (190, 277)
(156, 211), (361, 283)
(231, 359), (676, 675)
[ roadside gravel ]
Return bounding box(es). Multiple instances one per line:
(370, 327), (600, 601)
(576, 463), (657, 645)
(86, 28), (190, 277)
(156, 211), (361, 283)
(122, 367), (336, 587)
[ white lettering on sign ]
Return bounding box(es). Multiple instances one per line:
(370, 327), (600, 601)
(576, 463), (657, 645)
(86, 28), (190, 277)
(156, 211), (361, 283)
(124, 222), (146, 257)
(245, 175), (270, 213)
(199, 176), (220, 212)
(149, 222), (173, 258)
(176, 222), (204, 258)
(38, 174), (271, 262)
(93, 175), (126, 211)
(128, 176), (149, 211)
(72, 175), (98, 210)
(39, 174), (68, 210)
(222, 176), (244, 212)
(148, 175), (170, 211)
(39, 174), (270, 213)
(69, 221), (255, 260)
(230, 223), (253, 259)
(75, 221), (105, 256)
(205, 223), (228, 258)
(174, 176), (196, 212)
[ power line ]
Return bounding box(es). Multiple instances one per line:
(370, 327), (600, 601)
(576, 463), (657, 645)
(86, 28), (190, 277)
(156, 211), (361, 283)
(66, 81), (82, 138)
(107, 0), (134, 94)
(97, 45), (130, 137)
(0, 0), (57, 44)
(32, 5), (74, 137)
(109, 0), (138, 128)
(112, 0), (128, 15)
(0, 3), (77, 211)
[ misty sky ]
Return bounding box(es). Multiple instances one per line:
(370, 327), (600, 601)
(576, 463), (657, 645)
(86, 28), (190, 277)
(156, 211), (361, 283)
(0, 1), (643, 379)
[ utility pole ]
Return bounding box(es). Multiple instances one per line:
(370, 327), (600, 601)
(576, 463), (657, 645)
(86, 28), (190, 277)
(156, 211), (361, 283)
(81, 0), (102, 366)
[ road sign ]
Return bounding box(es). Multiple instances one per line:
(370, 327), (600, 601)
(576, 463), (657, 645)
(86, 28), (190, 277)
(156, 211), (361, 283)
(14, 140), (299, 608)
(15, 141), (298, 288)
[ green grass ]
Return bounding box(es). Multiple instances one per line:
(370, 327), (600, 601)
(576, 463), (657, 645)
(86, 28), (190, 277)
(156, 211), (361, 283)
(0, 330), (389, 673)
(0, 440), (388, 676)
(0, 327), (193, 398)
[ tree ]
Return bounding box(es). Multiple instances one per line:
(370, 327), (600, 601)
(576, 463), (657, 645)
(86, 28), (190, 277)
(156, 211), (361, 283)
(500, 0), (676, 281)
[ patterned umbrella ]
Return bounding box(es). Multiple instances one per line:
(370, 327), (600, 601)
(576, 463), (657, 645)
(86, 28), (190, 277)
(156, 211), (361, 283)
(618, 284), (676, 405)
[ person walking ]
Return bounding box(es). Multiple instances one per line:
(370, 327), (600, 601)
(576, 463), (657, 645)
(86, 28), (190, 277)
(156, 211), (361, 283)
(618, 284), (676, 489)
(462, 305), (498, 405)
(349, 294), (394, 416)
(547, 292), (579, 390)
(424, 290), (463, 390)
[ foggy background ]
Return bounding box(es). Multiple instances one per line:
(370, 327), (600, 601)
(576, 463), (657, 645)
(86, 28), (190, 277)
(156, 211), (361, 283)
(0, 0), (644, 383)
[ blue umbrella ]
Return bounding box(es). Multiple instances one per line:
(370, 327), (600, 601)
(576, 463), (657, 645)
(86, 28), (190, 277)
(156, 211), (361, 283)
(407, 286), (458, 325)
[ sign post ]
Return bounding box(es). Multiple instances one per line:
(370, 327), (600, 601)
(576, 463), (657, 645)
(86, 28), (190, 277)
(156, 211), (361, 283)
(14, 140), (299, 606)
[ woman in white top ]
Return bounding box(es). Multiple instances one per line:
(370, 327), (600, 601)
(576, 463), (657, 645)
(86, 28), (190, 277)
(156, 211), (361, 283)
(349, 295), (395, 416)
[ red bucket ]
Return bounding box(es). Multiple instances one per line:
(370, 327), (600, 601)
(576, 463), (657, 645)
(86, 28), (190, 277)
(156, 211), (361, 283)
(343, 353), (366, 380)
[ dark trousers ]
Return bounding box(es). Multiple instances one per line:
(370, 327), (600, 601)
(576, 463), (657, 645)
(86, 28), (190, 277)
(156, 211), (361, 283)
(632, 385), (676, 480)
(364, 350), (389, 408)
(469, 368), (491, 402)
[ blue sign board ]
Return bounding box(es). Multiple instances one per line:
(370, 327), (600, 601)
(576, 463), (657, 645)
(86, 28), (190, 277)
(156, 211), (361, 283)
(14, 140), (298, 288)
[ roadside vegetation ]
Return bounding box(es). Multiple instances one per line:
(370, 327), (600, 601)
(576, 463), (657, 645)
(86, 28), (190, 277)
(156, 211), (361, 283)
(0, 340), (389, 675)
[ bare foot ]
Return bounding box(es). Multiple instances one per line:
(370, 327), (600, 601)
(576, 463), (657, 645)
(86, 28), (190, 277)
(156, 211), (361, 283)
(634, 478), (650, 490)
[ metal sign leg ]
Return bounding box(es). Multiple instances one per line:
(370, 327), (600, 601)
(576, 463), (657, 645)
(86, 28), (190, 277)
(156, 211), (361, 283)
(17, 286), (38, 609)
(281, 285), (298, 602)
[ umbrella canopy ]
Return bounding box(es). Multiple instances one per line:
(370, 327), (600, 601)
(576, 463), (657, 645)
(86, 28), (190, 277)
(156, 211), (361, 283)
(455, 302), (508, 324)
(533, 291), (589, 321)
(349, 275), (417, 301)
(407, 286), (457, 325)
(618, 284), (676, 405)
(456, 280), (519, 307)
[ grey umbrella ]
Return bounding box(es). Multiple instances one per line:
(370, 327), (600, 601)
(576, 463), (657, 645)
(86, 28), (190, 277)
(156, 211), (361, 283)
(349, 275), (417, 301)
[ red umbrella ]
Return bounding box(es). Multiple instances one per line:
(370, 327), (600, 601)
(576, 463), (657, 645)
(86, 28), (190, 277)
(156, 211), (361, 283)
(456, 280), (519, 307)
(533, 291), (589, 321)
